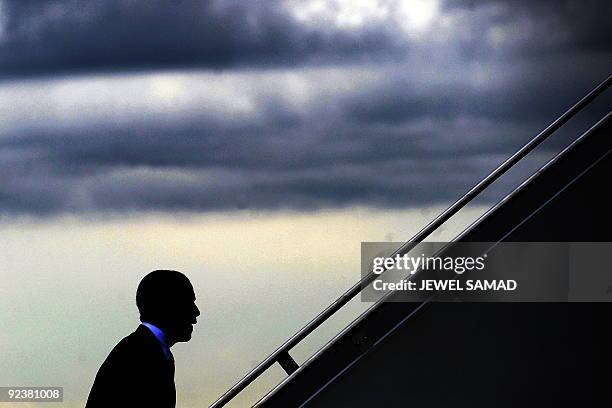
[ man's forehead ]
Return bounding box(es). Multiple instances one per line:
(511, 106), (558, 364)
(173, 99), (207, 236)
(167, 280), (195, 294)
(184, 285), (196, 300)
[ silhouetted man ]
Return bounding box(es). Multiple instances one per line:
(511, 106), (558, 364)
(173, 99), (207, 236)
(86, 270), (200, 408)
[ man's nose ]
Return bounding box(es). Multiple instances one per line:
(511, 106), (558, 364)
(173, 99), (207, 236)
(194, 304), (200, 317)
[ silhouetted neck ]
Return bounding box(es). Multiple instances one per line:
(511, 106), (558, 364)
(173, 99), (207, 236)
(141, 322), (173, 359)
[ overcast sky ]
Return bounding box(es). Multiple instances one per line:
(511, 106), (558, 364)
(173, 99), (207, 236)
(1, 2), (610, 407)
(1, 0), (610, 216)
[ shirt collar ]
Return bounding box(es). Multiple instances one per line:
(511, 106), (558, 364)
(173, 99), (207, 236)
(141, 322), (172, 360)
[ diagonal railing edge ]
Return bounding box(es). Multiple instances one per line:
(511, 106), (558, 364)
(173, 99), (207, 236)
(208, 73), (612, 408)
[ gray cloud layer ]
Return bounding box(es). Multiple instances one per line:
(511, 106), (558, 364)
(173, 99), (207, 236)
(0, 0), (401, 78)
(0, 0), (610, 77)
(0, 0), (611, 215)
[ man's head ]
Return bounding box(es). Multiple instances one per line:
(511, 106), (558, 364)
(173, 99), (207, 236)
(136, 270), (200, 345)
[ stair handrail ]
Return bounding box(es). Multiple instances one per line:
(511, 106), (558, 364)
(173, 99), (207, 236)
(208, 73), (612, 408)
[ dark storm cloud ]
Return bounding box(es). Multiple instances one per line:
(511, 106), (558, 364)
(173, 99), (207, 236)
(0, 0), (401, 78)
(344, 59), (612, 126)
(0, 1), (610, 216)
(0, 0), (610, 78)
(0, 145), (505, 215)
(2, 63), (607, 216)
(4, 63), (588, 176)
(443, 0), (611, 53)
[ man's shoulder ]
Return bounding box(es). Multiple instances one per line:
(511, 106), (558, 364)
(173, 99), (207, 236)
(114, 326), (152, 350)
(102, 326), (161, 367)
(86, 326), (172, 407)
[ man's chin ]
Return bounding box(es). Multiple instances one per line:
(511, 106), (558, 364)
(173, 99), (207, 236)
(175, 327), (193, 342)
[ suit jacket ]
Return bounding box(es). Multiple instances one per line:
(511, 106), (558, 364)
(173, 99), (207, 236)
(85, 325), (176, 408)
